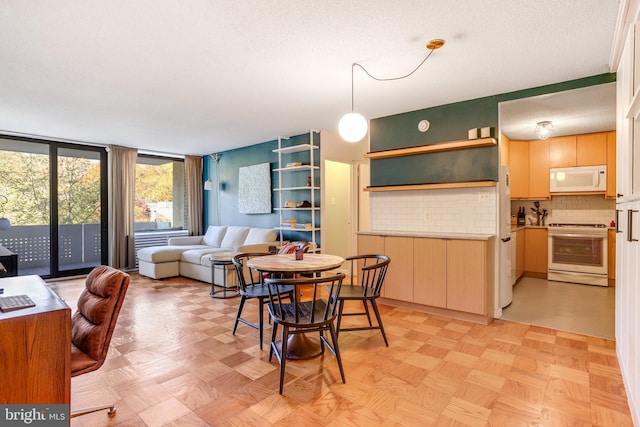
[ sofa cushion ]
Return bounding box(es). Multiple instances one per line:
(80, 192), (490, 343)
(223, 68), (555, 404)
(220, 226), (250, 249)
(138, 246), (197, 263)
(181, 247), (229, 265)
(244, 228), (277, 245)
(202, 225), (227, 247)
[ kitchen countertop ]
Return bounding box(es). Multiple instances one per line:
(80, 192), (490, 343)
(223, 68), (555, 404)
(357, 230), (495, 241)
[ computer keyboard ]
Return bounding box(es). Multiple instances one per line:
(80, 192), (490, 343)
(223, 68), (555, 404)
(0, 294), (36, 312)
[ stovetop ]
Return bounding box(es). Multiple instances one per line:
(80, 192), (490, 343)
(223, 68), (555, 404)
(548, 223), (607, 228)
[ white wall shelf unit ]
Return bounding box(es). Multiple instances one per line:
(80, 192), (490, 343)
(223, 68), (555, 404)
(273, 130), (321, 250)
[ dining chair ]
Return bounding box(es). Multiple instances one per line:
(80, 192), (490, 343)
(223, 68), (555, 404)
(334, 254), (391, 346)
(70, 265), (130, 418)
(232, 253), (295, 349)
(265, 273), (346, 394)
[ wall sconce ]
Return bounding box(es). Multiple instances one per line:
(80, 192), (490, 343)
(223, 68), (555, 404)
(204, 153), (220, 191)
(534, 121), (554, 140)
(338, 39), (445, 143)
(0, 195), (11, 230)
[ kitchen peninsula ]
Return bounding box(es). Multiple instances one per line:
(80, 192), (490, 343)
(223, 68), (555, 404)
(358, 231), (495, 324)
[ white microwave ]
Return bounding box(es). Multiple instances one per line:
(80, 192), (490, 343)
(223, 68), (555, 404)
(549, 165), (606, 193)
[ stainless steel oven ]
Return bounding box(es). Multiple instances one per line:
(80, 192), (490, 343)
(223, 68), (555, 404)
(547, 223), (608, 286)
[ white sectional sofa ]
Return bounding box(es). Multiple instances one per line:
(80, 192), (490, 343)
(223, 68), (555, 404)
(137, 225), (277, 284)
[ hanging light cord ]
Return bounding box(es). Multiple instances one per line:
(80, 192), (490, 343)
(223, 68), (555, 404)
(349, 39), (444, 112)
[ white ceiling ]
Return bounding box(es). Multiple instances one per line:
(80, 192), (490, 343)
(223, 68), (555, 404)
(0, 1), (620, 156)
(499, 82), (617, 141)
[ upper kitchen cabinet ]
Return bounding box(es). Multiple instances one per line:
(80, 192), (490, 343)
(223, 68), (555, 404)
(501, 133), (511, 167)
(548, 132), (609, 168)
(529, 139), (550, 199)
(607, 131), (617, 199)
(509, 140), (530, 198)
(549, 136), (577, 167)
(577, 132), (608, 166)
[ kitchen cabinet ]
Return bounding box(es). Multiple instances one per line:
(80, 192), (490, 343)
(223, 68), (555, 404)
(515, 228), (525, 281)
(549, 136), (577, 167)
(524, 228), (548, 276)
(577, 132), (607, 166)
(529, 140), (550, 199)
(509, 140), (529, 198)
(383, 236), (413, 301)
(501, 133), (511, 168)
(446, 239), (491, 315)
(413, 238), (447, 307)
(606, 131), (617, 199)
(357, 233), (494, 319)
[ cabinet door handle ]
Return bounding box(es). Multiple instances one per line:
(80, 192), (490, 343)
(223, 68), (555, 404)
(628, 209), (639, 242)
(617, 193), (624, 198)
(616, 209), (622, 233)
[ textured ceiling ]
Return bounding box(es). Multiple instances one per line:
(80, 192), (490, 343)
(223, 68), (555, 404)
(0, 1), (620, 155)
(500, 82), (617, 141)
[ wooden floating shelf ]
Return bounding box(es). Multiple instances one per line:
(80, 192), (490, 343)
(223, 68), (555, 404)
(365, 181), (497, 192)
(364, 137), (497, 160)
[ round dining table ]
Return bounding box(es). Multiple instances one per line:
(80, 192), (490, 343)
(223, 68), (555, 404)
(247, 253), (344, 359)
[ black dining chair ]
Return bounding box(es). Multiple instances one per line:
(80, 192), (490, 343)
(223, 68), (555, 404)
(265, 273), (346, 394)
(232, 253), (295, 349)
(334, 254), (391, 346)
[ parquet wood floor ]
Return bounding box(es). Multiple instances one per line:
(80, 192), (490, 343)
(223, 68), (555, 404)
(50, 273), (633, 426)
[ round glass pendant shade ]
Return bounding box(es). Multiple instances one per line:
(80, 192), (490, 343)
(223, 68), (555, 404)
(338, 112), (368, 143)
(0, 218), (10, 230)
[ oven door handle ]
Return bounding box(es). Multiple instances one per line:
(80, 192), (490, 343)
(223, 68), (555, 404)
(549, 233), (607, 239)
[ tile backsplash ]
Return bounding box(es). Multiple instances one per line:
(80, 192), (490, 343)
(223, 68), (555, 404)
(369, 187), (497, 234)
(511, 195), (615, 226)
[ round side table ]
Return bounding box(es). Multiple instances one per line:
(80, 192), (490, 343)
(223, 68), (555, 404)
(209, 252), (239, 299)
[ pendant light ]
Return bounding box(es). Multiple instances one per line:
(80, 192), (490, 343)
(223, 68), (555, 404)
(338, 39), (445, 143)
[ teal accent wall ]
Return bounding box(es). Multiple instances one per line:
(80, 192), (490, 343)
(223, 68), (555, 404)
(203, 132), (321, 245)
(369, 73), (616, 187)
(370, 96), (499, 185)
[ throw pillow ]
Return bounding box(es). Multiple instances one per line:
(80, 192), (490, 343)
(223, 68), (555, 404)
(202, 225), (227, 247)
(244, 228), (277, 245)
(220, 226), (250, 249)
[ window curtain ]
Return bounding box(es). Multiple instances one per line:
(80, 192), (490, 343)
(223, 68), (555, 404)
(108, 145), (137, 269)
(185, 155), (203, 236)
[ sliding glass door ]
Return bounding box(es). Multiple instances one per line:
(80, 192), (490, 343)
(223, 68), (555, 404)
(0, 136), (107, 278)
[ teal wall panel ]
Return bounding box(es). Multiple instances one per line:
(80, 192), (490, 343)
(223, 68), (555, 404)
(370, 96), (499, 185)
(203, 132), (321, 246)
(368, 73), (615, 187)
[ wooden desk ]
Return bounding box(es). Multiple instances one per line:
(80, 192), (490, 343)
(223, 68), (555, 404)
(247, 253), (344, 359)
(0, 275), (71, 404)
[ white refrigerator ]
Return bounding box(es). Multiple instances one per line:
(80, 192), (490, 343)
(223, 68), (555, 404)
(499, 166), (513, 308)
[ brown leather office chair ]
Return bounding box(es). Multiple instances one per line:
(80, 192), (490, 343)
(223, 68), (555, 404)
(265, 273), (346, 394)
(70, 265), (130, 418)
(335, 255), (390, 346)
(232, 253), (295, 349)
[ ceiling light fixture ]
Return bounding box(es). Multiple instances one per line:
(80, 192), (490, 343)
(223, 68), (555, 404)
(338, 38), (445, 143)
(534, 121), (554, 140)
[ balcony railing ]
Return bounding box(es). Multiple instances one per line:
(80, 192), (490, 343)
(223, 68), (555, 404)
(0, 224), (187, 276)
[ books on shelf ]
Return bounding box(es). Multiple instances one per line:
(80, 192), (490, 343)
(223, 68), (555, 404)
(285, 162), (303, 168)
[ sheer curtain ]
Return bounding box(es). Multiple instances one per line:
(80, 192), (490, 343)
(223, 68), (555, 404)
(108, 145), (137, 269)
(185, 155), (203, 236)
